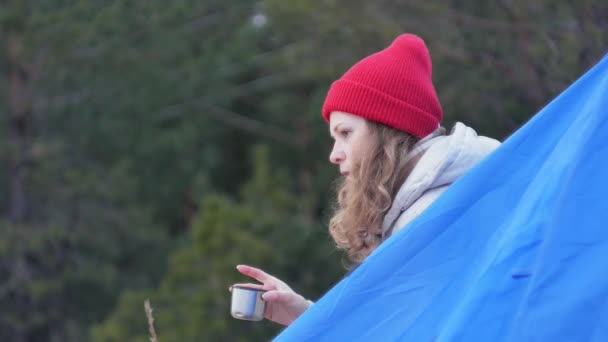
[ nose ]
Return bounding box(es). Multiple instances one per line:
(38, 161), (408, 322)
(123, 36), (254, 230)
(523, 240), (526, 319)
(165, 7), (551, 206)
(329, 144), (345, 165)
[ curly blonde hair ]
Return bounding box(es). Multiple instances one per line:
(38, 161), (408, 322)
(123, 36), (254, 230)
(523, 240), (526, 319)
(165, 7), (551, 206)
(328, 121), (420, 264)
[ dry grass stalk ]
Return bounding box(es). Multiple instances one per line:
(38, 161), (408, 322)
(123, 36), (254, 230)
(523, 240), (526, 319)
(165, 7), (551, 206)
(144, 299), (159, 342)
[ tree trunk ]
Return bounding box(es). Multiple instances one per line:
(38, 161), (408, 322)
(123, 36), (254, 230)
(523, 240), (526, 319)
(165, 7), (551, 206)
(7, 33), (32, 223)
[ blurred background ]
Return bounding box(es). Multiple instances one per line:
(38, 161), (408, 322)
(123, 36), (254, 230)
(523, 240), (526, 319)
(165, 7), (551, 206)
(1, 1), (606, 341)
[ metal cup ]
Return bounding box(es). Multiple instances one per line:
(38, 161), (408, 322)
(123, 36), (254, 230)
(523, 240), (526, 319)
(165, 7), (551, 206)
(230, 285), (267, 321)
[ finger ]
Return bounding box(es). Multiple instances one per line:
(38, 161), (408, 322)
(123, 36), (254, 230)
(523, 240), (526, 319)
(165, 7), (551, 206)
(229, 283), (267, 291)
(262, 290), (296, 303)
(236, 265), (273, 283)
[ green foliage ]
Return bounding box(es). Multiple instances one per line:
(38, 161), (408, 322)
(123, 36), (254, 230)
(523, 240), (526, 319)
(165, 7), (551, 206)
(0, 219), (167, 341)
(261, 0), (608, 139)
(93, 146), (342, 341)
(1, 0), (607, 341)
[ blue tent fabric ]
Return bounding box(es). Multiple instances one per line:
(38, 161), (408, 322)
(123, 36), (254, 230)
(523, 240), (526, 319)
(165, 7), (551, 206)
(274, 54), (608, 341)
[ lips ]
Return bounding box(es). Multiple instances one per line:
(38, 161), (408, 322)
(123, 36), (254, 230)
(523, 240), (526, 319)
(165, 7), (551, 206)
(340, 171), (350, 176)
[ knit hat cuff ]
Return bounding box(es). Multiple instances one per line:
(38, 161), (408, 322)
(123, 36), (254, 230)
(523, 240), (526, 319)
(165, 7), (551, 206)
(322, 79), (439, 138)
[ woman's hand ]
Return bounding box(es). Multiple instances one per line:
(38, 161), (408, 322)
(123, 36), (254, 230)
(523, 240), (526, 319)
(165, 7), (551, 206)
(234, 264), (311, 326)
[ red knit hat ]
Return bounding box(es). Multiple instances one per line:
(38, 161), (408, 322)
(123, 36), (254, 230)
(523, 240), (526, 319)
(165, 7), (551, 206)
(322, 34), (443, 138)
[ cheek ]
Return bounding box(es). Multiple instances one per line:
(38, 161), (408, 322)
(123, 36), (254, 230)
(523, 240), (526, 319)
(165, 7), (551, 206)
(353, 149), (366, 166)
(352, 134), (370, 156)
(345, 142), (365, 165)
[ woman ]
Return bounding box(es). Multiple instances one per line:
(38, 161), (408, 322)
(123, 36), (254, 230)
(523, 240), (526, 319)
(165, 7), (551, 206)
(235, 33), (500, 326)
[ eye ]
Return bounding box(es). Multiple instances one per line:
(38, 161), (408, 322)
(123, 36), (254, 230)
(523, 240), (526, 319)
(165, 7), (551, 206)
(340, 130), (351, 138)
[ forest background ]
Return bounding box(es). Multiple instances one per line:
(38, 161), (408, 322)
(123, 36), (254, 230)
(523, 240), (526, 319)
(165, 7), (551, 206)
(2, 1), (607, 341)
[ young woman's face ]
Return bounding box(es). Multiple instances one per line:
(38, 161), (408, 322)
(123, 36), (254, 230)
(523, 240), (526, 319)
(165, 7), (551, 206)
(328, 111), (370, 177)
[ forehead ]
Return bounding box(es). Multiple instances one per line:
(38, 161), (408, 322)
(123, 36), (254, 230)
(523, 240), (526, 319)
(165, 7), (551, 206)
(329, 111), (366, 129)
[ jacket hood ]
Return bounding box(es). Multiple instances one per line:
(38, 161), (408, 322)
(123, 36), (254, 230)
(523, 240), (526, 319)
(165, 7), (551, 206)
(382, 122), (501, 234)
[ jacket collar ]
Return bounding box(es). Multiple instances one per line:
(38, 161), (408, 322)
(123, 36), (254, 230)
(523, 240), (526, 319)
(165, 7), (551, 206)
(382, 122), (500, 236)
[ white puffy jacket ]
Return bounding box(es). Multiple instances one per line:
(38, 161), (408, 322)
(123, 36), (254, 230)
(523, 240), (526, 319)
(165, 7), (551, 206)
(382, 122), (501, 237)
